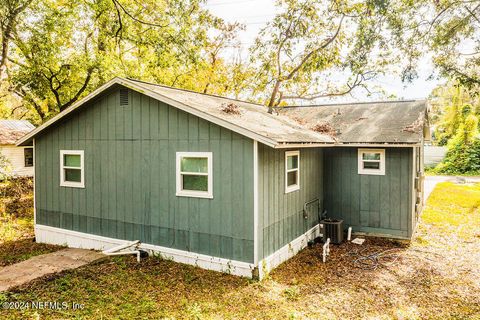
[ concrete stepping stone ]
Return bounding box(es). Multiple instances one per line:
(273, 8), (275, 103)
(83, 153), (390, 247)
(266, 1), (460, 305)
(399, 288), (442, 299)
(0, 248), (105, 292)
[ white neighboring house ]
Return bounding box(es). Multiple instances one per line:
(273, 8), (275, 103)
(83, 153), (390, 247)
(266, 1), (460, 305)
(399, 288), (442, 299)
(0, 120), (35, 177)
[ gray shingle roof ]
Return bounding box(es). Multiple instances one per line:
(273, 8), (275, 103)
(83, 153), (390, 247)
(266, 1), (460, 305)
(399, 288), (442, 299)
(0, 120), (35, 145)
(280, 100), (428, 144)
(17, 77), (428, 147)
(18, 77), (334, 147)
(129, 79), (334, 145)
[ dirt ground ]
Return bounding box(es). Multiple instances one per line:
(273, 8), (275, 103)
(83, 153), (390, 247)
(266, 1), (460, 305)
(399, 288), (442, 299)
(0, 181), (479, 319)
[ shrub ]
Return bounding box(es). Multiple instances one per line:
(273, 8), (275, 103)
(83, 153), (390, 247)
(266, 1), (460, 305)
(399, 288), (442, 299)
(434, 112), (480, 175)
(434, 139), (480, 175)
(0, 177), (33, 217)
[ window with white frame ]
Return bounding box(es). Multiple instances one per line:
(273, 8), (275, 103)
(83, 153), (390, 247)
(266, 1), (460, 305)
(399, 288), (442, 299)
(60, 150), (84, 188)
(358, 149), (385, 175)
(285, 150), (300, 193)
(24, 148), (33, 167)
(176, 152), (213, 198)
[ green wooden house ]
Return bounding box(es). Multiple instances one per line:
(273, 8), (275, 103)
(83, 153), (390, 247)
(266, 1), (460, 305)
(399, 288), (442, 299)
(17, 77), (429, 279)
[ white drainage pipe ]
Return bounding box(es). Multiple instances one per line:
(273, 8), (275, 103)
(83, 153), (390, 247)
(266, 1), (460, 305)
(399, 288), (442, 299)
(103, 240), (139, 253)
(347, 227), (352, 241)
(323, 238), (331, 263)
(103, 240), (142, 262)
(104, 250), (142, 262)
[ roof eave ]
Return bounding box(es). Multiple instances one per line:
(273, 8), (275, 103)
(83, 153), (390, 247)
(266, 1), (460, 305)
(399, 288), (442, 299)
(274, 141), (421, 148)
(117, 78), (282, 148)
(16, 77), (123, 146)
(16, 77), (285, 148)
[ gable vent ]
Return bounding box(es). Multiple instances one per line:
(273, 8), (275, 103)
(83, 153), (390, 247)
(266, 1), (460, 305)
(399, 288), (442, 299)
(120, 89), (129, 106)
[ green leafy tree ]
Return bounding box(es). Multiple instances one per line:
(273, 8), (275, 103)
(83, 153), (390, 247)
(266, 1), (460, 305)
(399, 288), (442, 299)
(387, 0), (480, 87)
(432, 83), (480, 174)
(0, 0), (229, 123)
(431, 84), (480, 145)
(435, 112), (480, 174)
(250, 0), (395, 113)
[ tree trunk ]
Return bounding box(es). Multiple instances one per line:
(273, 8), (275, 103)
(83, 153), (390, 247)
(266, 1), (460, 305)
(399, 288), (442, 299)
(0, 14), (17, 79)
(267, 80), (282, 114)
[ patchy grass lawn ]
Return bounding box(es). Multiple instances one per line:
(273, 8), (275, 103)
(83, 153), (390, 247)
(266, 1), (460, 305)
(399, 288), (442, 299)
(0, 212), (62, 267)
(1, 182), (480, 319)
(0, 212), (33, 243)
(0, 179), (62, 267)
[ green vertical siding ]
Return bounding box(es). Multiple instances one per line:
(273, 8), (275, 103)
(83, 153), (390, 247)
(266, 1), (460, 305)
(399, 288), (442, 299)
(257, 145), (323, 260)
(324, 147), (413, 238)
(35, 87), (255, 263)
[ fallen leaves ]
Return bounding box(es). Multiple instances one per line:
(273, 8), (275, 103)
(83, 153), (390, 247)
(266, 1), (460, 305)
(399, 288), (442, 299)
(220, 103), (241, 115)
(311, 122), (336, 136)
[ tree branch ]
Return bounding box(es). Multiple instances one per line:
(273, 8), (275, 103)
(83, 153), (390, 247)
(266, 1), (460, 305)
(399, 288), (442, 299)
(281, 71), (374, 101)
(266, 14), (346, 112)
(59, 67), (96, 111)
(443, 65), (480, 86)
(284, 15), (345, 81)
(111, 0), (171, 28)
(112, 0), (123, 41)
(0, 0), (34, 78)
(12, 86), (46, 120)
(465, 3), (480, 24)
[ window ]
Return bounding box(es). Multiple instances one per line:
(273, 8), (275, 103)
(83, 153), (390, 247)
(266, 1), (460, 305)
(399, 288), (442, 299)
(176, 152), (212, 198)
(24, 148), (33, 167)
(358, 149), (385, 175)
(285, 151), (300, 193)
(60, 150), (84, 188)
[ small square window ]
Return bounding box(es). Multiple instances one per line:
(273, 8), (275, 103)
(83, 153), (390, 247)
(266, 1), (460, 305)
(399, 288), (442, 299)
(24, 148), (33, 167)
(358, 149), (385, 175)
(60, 150), (84, 188)
(176, 152), (212, 198)
(285, 151), (300, 193)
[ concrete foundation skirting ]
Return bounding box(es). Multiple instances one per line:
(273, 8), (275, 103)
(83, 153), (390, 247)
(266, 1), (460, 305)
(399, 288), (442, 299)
(258, 224), (322, 280)
(35, 223), (322, 280)
(35, 224), (255, 278)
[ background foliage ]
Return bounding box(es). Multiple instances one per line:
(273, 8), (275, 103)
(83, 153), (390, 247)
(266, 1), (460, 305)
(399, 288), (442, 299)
(0, 0), (476, 123)
(1, 0), (480, 174)
(0, 0), (249, 123)
(429, 82), (480, 174)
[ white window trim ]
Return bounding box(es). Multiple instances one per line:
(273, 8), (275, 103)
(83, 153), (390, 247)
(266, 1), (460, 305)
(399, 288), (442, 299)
(24, 147), (34, 168)
(358, 148), (385, 175)
(176, 152), (213, 199)
(60, 150), (85, 188)
(285, 150), (300, 193)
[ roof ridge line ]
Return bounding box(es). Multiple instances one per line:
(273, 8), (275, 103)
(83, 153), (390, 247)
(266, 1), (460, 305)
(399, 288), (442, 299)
(281, 99), (426, 108)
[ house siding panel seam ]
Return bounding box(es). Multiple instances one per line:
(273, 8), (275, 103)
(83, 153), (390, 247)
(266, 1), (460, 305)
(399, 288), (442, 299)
(257, 144), (324, 260)
(324, 147), (414, 238)
(35, 88), (255, 263)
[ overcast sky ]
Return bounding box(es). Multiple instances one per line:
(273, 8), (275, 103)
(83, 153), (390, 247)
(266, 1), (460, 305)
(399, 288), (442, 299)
(204, 0), (442, 102)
